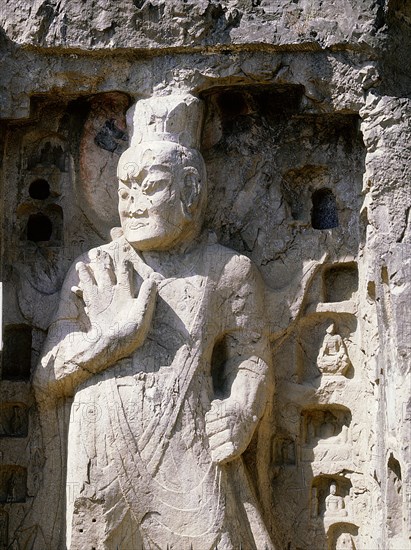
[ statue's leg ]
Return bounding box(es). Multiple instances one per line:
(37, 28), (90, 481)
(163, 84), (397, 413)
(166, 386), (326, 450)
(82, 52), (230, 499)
(69, 478), (142, 549)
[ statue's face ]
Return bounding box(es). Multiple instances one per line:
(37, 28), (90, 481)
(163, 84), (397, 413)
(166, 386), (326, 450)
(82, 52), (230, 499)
(117, 143), (200, 251)
(326, 323), (335, 334)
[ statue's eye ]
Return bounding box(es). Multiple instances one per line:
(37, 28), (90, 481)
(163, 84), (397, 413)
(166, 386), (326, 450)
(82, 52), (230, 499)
(118, 188), (129, 200)
(142, 178), (169, 195)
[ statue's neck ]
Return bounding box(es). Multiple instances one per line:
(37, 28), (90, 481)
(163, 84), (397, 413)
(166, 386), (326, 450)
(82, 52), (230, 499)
(129, 232), (208, 278)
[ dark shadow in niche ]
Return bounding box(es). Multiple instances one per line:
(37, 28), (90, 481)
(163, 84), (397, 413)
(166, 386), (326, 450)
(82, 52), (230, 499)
(29, 179), (50, 200)
(2, 324), (32, 380)
(23, 204), (63, 244)
(210, 335), (240, 400)
(94, 118), (128, 154)
(27, 212), (52, 242)
(0, 466), (27, 503)
(272, 434), (296, 466)
(323, 263), (358, 302)
(210, 336), (228, 399)
(312, 188), (338, 229)
(281, 165), (329, 223)
(204, 84), (304, 136)
(387, 453), (402, 537)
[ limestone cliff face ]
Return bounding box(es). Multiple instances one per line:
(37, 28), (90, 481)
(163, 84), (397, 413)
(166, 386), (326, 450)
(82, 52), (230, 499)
(0, 0), (387, 50)
(0, 2), (409, 549)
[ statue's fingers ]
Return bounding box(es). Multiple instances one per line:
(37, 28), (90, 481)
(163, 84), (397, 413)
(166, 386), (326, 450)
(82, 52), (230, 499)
(210, 442), (236, 464)
(91, 250), (116, 289)
(205, 407), (234, 425)
(208, 428), (232, 449)
(71, 286), (83, 298)
(136, 278), (158, 307)
(205, 417), (233, 438)
(116, 260), (134, 297)
(75, 262), (96, 291)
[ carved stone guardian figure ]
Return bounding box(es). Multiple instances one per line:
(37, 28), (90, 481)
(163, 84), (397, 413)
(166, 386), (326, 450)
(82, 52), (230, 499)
(33, 94), (274, 549)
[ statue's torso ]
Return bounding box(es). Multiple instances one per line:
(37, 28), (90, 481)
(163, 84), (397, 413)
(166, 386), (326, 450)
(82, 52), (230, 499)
(67, 239), (245, 549)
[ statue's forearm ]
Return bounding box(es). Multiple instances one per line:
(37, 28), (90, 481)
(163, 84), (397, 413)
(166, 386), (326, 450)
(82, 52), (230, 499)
(33, 328), (114, 403)
(34, 322), (144, 403)
(34, 278), (157, 404)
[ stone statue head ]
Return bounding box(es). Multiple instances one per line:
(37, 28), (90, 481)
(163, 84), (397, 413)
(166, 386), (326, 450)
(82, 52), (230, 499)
(116, 94), (207, 251)
(329, 482), (337, 495)
(117, 141), (206, 250)
(326, 322), (336, 335)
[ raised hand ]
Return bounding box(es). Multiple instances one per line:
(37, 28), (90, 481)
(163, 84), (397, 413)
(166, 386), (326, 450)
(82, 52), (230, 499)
(71, 248), (158, 370)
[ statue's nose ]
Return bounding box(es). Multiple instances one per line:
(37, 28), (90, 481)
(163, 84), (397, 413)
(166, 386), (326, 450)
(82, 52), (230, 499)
(128, 193), (147, 216)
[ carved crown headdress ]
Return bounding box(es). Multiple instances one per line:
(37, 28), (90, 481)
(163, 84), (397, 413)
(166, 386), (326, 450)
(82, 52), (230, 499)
(127, 94), (204, 149)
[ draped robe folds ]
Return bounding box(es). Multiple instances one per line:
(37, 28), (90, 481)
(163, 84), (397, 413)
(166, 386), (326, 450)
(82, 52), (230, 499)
(38, 235), (274, 550)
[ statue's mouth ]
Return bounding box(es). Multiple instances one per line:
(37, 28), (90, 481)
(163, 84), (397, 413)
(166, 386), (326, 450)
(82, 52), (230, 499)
(128, 221), (147, 229)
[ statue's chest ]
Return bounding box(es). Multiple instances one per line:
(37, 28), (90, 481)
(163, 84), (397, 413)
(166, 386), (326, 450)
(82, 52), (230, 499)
(125, 273), (211, 373)
(154, 274), (209, 336)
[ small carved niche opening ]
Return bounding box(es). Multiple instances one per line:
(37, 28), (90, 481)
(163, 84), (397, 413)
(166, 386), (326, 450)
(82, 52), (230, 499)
(216, 90), (251, 121)
(301, 405), (351, 446)
(25, 205), (63, 244)
(272, 435), (296, 466)
(327, 522), (358, 550)
(323, 263), (358, 302)
(27, 212), (52, 242)
(311, 475), (352, 518)
(29, 178), (50, 200)
(0, 466), (27, 503)
(2, 324), (32, 380)
(311, 188), (338, 229)
(0, 404), (28, 438)
(387, 453), (402, 537)
(281, 165), (327, 223)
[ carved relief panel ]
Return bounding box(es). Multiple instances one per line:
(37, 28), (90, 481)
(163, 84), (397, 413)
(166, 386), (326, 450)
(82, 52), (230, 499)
(0, 77), (374, 549)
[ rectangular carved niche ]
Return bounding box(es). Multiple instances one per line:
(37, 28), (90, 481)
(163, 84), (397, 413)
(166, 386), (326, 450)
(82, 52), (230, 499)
(301, 406), (351, 446)
(1, 325), (32, 380)
(0, 404), (28, 438)
(0, 466), (27, 504)
(323, 263), (358, 303)
(272, 435), (296, 466)
(311, 475), (352, 518)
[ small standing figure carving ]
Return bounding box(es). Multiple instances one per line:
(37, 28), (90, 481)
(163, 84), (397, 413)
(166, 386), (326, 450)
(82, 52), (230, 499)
(317, 323), (351, 375)
(311, 487), (319, 518)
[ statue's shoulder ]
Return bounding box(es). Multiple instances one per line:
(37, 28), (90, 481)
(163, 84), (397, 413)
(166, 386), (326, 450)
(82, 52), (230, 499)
(204, 241), (260, 288)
